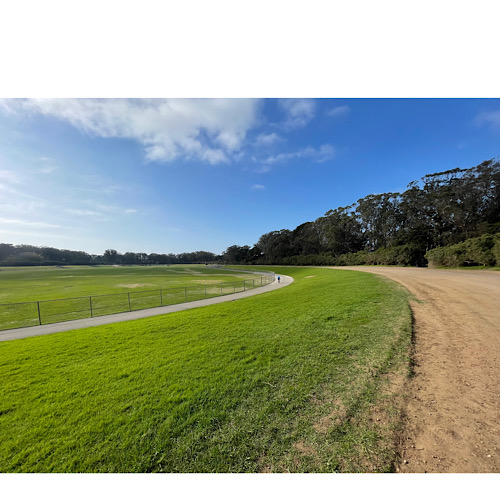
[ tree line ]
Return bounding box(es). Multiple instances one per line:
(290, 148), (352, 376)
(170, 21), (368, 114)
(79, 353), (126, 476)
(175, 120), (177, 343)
(222, 159), (500, 267)
(0, 244), (221, 266)
(2, 159), (498, 268)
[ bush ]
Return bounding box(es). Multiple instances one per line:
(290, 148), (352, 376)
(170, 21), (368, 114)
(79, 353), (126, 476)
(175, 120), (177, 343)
(426, 234), (500, 267)
(493, 237), (500, 265)
(464, 234), (496, 266)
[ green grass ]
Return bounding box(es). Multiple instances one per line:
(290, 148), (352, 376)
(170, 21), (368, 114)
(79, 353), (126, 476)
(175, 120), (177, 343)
(0, 267), (412, 472)
(0, 265), (259, 303)
(0, 265), (269, 330)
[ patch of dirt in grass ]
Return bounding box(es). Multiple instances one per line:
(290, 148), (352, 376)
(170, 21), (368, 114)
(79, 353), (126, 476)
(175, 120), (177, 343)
(308, 393), (324, 406)
(117, 283), (153, 288)
(293, 441), (317, 456)
(260, 464), (273, 473)
(304, 276), (316, 279)
(193, 280), (222, 285)
(313, 400), (347, 433)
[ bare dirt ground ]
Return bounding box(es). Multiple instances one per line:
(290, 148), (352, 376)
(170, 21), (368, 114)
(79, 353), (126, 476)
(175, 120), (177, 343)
(330, 266), (500, 473)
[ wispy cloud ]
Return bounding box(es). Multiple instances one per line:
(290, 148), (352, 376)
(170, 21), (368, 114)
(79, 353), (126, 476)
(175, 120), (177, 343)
(279, 99), (316, 129)
(326, 105), (350, 118)
(0, 217), (62, 228)
(0, 98), (261, 165)
(81, 201), (138, 215)
(0, 200), (47, 215)
(67, 209), (101, 216)
(0, 170), (20, 184)
(36, 156), (59, 174)
(474, 110), (500, 131)
(0, 183), (46, 205)
(261, 144), (335, 166)
(251, 184), (265, 190)
(254, 132), (281, 147)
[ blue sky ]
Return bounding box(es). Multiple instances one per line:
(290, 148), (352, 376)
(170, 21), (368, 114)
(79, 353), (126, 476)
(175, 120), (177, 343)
(0, 98), (499, 255)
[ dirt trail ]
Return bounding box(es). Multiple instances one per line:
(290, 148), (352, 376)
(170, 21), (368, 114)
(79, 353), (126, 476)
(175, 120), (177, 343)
(330, 266), (500, 473)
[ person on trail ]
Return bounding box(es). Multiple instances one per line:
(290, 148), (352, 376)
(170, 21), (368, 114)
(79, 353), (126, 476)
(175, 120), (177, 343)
(277, 276), (281, 283)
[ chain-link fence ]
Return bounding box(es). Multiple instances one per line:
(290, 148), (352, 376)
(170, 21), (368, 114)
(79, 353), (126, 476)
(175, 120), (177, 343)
(0, 272), (275, 331)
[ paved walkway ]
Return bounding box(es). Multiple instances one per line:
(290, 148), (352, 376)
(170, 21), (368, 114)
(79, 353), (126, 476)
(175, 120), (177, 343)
(0, 274), (293, 342)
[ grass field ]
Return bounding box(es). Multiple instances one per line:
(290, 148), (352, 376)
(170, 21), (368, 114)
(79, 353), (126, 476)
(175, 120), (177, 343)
(0, 267), (412, 472)
(0, 265), (270, 330)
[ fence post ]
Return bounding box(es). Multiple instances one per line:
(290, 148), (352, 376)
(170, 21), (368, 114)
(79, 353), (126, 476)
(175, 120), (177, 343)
(261, 277), (263, 286)
(160, 289), (163, 306)
(128, 293), (131, 311)
(89, 296), (93, 317)
(244, 280), (246, 291)
(205, 285), (207, 299)
(234, 283), (236, 293)
(185, 287), (187, 302)
(220, 284), (223, 296)
(37, 301), (42, 325)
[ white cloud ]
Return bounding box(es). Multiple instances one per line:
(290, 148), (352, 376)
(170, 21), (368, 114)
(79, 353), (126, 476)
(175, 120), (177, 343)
(254, 132), (281, 147)
(38, 165), (58, 174)
(0, 170), (20, 183)
(326, 105), (350, 117)
(0, 217), (61, 228)
(255, 164), (271, 174)
(36, 158), (59, 174)
(67, 209), (101, 216)
(261, 144), (334, 166)
(1, 98), (261, 165)
(251, 184), (265, 190)
(279, 99), (316, 129)
(0, 229), (72, 240)
(474, 110), (500, 130)
(125, 209), (137, 214)
(0, 200), (46, 215)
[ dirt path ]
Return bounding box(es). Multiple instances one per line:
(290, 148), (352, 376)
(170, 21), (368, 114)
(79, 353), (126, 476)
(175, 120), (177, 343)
(330, 266), (500, 473)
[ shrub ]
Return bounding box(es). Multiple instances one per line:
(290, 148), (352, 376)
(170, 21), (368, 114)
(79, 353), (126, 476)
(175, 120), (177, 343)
(426, 234), (500, 267)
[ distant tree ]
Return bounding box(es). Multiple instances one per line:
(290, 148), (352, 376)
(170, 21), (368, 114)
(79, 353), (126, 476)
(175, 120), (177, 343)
(222, 245), (251, 264)
(318, 205), (365, 256)
(290, 221), (326, 256)
(103, 249), (119, 264)
(0, 243), (15, 262)
(257, 230), (294, 262)
(355, 193), (402, 251)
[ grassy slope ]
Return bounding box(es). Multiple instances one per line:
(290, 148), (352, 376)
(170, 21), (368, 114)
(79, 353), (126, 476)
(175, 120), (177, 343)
(0, 267), (412, 472)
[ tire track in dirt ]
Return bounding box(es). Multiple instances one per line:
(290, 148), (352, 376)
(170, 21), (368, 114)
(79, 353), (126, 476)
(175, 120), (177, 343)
(330, 266), (500, 473)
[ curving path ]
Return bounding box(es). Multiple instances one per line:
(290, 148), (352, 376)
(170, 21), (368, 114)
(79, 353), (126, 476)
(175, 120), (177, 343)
(329, 266), (500, 473)
(0, 275), (293, 342)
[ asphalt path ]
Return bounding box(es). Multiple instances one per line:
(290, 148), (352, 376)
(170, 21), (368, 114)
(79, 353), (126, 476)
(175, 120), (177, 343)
(0, 274), (293, 342)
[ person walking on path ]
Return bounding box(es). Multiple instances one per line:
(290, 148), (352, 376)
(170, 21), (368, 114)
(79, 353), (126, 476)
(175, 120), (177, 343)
(277, 276), (281, 283)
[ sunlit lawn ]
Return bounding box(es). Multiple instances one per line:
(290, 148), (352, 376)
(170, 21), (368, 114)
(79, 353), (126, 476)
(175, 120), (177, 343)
(0, 267), (412, 472)
(0, 265), (268, 330)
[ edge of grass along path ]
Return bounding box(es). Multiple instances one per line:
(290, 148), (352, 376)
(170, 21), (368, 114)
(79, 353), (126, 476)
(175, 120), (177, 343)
(0, 267), (412, 472)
